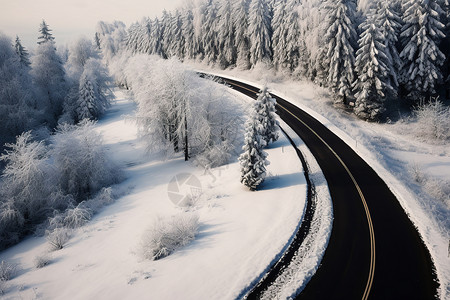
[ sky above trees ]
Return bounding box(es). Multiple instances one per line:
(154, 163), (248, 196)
(0, 0), (184, 49)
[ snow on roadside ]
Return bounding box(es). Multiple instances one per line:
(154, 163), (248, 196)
(188, 63), (450, 299)
(257, 122), (333, 299)
(0, 88), (308, 300)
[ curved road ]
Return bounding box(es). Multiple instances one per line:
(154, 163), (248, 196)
(211, 75), (439, 299)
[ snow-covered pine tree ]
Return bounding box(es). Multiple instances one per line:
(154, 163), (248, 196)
(375, 0), (402, 96)
(239, 115), (269, 191)
(294, 37), (311, 79)
(234, 0), (251, 69)
(217, 0), (236, 68)
(31, 24), (67, 126)
(14, 36), (31, 68)
(272, 0), (289, 71)
(161, 10), (172, 58)
(77, 72), (97, 121)
(166, 10), (185, 59)
(322, 0), (357, 103)
(353, 9), (393, 121)
(182, 7), (197, 60)
(248, 0), (273, 67)
(137, 18), (152, 54)
(75, 59), (112, 121)
(124, 22), (140, 53)
(200, 0), (219, 64)
(284, 0), (302, 72)
(254, 86), (279, 144)
(37, 20), (55, 45)
(150, 18), (163, 56)
(399, 0), (446, 102)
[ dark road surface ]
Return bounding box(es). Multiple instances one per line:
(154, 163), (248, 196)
(209, 75), (439, 300)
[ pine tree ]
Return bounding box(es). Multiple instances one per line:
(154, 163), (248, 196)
(161, 10), (172, 58)
(322, 0), (357, 103)
(284, 0), (302, 72)
(234, 0), (251, 69)
(166, 10), (185, 59)
(150, 18), (163, 56)
(239, 116), (269, 191)
(77, 73), (97, 121)
(75, 59), (112, 122)
(200, 0), (219, 64)
(272, 0), (289, 71)
(375, 0), (402, 96)
(217, 0), (236, 68)
(248, 0), (273, 67)
(14, 36), (31, 68)
(37, 20), (55, 45)
(182, 8), (197, 60)
(31, 29), (67, 125)
(254, 86), (279, 144)
(353, 9), (393, 121)
(399, 0), (446, 101)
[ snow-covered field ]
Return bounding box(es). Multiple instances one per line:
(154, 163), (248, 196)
(188, 62), (450, 299)
(0, 89), (310, 299)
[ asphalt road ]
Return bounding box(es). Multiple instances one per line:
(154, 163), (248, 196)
(212, 75), (439, 300)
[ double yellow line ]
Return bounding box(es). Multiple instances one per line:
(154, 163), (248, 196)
(276, 102), (376, 300)
(224, 79), (375, 299)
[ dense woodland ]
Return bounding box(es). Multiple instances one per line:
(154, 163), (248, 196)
(123, 0), (450, 120)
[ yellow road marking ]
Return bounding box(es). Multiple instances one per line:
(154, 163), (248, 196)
(224, 79), (376, 299)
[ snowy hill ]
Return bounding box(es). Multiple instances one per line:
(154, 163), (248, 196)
(0, 89), (311, 299)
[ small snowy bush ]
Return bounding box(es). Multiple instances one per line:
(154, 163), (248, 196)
(140, 213), (199, 260)
(63, 205), (93, 229)
(46, 228), (72, 251)
(0, 260), (17, 281)
(413, 99), (450, 142)
(33, 253), (51, 269)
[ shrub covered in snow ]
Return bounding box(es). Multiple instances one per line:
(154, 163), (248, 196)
(0, 260), (17, 281)
(0, 121), (122, 250)
(33, 253), (52, 269)
(413, 99), (450, 142)
(140, 213), (200, 260)
(46, 227), (72, 251)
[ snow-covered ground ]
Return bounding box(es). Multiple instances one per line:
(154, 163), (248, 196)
(188, 62), (450, 299)
(0, 89), (311, 299)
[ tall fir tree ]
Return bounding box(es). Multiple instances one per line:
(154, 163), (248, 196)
(75, 59), (111, 121)
(200, 0), (219, 64)
(353, 9), (393, 120)
(248, 0), (273, 67)
(284, 0), (302, 72)
(254, 86), (279, 144)
(322, 0), (358, 103)
(14, 36), (31, 68)
(37, 20), (55, 45)
(239, 115), (269, 191)
(182, 8), (197, 60)
(217, 0), (236, 68)
(376, 0), (402, 96)
(399, 0), (446, 101)
(31, 22), (67, 126)
(233, 0), (251, 69)
(272, 0), (289, 71)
